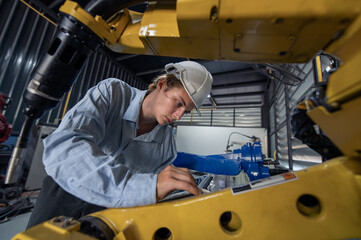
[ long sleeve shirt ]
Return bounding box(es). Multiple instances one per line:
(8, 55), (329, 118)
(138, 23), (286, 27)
(43, 78), (177, 208)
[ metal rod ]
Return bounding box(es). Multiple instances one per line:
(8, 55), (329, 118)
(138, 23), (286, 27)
(284, 84), (294, 170)
(5, 116), (35, 184)
(273, 81), (279, 162)
(233, 108), (236, 127)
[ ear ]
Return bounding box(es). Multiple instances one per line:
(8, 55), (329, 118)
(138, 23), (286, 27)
(157, 78), (167, 90)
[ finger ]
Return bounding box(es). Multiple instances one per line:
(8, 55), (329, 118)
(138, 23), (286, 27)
(167, 166), (196, 181)
(171, 166), (193, 173)
(167, 166), (192, 175)
(158, 166), (201, 197)
(170, 179), (201, 196)
(167, 170), (198, 189)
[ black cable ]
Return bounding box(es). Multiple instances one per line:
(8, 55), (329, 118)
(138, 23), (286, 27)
(0, 190), (36, 223)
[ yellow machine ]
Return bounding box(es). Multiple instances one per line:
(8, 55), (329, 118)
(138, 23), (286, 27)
(13, 0), (361, 239)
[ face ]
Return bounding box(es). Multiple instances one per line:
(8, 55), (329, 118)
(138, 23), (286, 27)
(153, 80), (195, 125)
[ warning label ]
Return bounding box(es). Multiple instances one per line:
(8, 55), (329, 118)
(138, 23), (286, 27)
(232, 172), (298, 195)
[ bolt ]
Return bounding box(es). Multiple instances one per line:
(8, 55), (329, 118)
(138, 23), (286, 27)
(330, 102), (339, 109)
(288, 35), (296, 41)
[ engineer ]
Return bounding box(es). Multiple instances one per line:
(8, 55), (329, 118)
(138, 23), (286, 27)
(27, 61), (213, 228)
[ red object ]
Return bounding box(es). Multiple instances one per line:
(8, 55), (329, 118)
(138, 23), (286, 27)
(0, 94), (12, 144)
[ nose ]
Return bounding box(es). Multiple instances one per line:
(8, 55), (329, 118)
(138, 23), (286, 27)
(172, 108), (185, 121)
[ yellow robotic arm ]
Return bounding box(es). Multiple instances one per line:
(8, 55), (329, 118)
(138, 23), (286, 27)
(60, 0), (359, 63)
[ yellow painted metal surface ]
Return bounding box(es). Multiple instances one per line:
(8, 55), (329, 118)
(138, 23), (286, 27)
(324, 14), (361, 104)
(219, 0), (360, 62)
(308, 96), (361, 157)
(14, 157), (361, 239)
(91, 158), (361, 239)
(58, 0), (361, 63)
(110, 0), (361, 62)
(59, 1), (130, 45)
(14, 217), (96, 240)
(109, 0), (220, 58)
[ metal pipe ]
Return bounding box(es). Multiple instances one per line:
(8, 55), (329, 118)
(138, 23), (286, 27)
(5, 116), (35, 184)
(284, 85), (294, 170)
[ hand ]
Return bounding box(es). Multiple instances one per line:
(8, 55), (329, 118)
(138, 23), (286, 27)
(156, 165), (201, 202)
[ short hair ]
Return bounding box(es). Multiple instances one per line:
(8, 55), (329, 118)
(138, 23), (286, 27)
(147, 74), (182, 94)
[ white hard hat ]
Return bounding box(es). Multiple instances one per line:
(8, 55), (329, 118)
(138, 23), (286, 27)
(165, 61), (213, 116)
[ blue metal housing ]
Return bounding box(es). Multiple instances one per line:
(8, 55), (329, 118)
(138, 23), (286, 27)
(173, 142), (270, 181)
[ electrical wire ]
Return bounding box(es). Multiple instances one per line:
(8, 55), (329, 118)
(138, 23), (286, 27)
(226, 132), (260, 150)
(0, 190), (36, 224)
(19, 0), (57, 26)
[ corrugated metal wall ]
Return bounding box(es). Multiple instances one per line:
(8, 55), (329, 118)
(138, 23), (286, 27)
(0, 0), (146, 134)
(267, 63), (322, 170)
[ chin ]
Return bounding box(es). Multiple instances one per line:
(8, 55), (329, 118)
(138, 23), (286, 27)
(156, 117), (167, 125)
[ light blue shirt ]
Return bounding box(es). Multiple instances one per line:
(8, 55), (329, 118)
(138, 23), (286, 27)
(43, 78), (177, 208)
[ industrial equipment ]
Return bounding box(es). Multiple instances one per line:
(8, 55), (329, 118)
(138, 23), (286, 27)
(173, 141), (271, 181)
(10, 0), (361, 239)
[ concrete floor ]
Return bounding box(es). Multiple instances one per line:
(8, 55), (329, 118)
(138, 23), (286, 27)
(0, 211), (32, 240)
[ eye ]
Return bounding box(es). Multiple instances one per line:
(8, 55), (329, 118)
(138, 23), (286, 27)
(176, 101), (183, 107)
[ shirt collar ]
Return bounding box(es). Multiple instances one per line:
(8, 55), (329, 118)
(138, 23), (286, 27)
(135, 124), (166, 144)
(123, 89), (147, 123)
(123, 89), (168, 144)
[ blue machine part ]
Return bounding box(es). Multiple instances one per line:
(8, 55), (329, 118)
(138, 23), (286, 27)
(234, 142), (269, 181)
(173, 142), (270, 180)
(233, 142), (263, 162)
(173, 152), (242, 175)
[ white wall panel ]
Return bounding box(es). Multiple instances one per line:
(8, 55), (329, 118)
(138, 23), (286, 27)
(176, 126), (267, 155)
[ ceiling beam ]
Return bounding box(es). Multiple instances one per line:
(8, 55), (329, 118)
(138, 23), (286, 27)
(212, 91), (264, 99)
(212, 80), (267, 90)
(212, 68), (259, 78)
(202, 102), (263, 108)
(115, 54), (138, 61)
(136, 67), (164, 76)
